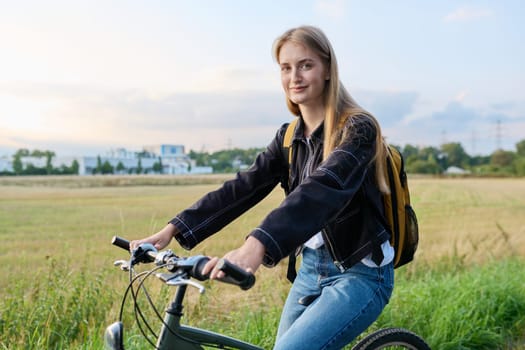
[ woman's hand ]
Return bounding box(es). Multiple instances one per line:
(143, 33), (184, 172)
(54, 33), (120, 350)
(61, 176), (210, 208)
(129, 224), (177, 251)
(203, 236), (265, 280)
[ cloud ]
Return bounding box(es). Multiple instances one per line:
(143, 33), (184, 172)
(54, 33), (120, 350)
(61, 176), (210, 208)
(455, 91), (468, 103)
(0, 82), (291, 155)
(444, 6), (492, 22)
(352, 89), (419, 127)
(1, 81), (522, 157)
(393, 100), (525, 154)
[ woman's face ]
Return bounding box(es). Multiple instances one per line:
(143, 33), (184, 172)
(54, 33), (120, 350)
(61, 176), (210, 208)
(278, 41), (329, 109)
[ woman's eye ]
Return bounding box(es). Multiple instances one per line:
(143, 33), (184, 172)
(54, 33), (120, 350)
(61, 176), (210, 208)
(300, 63), (311, 70)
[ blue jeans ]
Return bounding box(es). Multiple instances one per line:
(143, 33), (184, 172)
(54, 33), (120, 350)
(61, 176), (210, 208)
(274, 246), (394, 350)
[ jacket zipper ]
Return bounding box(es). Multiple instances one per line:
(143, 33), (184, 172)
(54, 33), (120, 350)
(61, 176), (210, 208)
(322, 227), (346, 273)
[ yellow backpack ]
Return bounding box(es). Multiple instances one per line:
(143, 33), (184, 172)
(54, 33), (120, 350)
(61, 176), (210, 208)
(283, 118), (419, 268)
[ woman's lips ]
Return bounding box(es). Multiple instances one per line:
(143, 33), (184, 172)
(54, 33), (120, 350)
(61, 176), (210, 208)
(290, 86), (306, 92)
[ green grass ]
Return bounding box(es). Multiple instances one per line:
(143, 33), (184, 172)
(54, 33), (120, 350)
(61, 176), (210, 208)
(1, 254), (523, 349)
(0, 257), (112, 349)
(358, 257), (525, 349)
(0, 176), (524, 349)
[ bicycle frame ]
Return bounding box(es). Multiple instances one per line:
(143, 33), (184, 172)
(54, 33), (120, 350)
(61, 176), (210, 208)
(157, 284), (262, 349)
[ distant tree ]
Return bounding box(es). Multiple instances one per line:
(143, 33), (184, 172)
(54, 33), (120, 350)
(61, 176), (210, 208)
(238, 147), (264, 165)
(469, 154), (491, 167)
(189, 150), (211, 166)
(12, 154), (23, 175)
(514, 157), (525, 176)
(516, 139), (525, 157)
(31, 149), (47, 157)
(418, 146), (440, 160)
(57, 160), (79, 175)
(15, 149), (30, 157)
(71, 159), (79, 175)
(45, 151), (54, 175)
(152, 157), (163, 173)
(401, 144), (419, 160)
(25, 163), (46, 175)
(101, 160), (114, 174)
(491, 150), (515, 167)
(94, 155), (103, 174)
(137, 158), (143, 174)
(116, 161), (126, 174)
(210, 151), (234, 173)
(440, 142), (470, 168)
(406, 159), (441, 174)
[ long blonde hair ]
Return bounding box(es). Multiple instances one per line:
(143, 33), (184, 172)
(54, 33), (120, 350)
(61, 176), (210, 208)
(272, 25), (389, 194)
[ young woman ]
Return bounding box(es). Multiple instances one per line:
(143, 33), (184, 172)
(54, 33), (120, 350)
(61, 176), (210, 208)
(130, 25), (394, 350)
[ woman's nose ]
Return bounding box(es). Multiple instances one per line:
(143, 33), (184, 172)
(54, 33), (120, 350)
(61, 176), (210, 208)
(291, 68), (301, 82)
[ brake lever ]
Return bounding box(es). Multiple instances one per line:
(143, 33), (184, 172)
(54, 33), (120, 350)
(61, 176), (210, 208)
(114, 260), (131, 271)
(165, 278), (206, 294)
(156, 272), (206, 294)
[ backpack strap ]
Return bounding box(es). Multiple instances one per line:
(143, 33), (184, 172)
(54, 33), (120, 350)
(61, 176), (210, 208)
(283, 118), (299, 195)
(283, 118), (299, 165)
(283, 118), (299, 283)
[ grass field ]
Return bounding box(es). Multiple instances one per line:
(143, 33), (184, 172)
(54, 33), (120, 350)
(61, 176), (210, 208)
(0, 175), (524, 349)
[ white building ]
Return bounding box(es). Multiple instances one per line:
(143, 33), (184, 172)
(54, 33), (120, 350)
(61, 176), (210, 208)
(2, 144), (213, 176)
(444, 166), (471, 175)
(143, 144), (185, 158)
(73, 144), (212, 175)
(106, 148), (137, 159)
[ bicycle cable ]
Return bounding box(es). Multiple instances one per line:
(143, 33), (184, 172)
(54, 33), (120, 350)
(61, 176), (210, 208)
(118, 256), (243, 349)
(138, 263), (223, 348)
(131, 266), (165, 348)
(135, 262), (236, 349)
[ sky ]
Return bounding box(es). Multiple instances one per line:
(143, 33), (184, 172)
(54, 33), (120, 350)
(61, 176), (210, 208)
(0, 0), (523, 158)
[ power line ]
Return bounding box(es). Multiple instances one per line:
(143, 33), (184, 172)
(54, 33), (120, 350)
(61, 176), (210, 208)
(496, 119), (502, 151)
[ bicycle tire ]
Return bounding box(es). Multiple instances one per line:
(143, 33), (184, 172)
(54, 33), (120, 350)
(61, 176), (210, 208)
(352, 327), (431, 350)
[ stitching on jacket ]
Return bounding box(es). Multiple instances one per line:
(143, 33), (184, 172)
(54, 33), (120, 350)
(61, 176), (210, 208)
(172, 216), (198, 246)
(318, 167), (344, 188)
(317, 147), (367, 188)
(353, 228), (388, 256)
(332, 148), (360, 162)
(253, 227), (284, 260)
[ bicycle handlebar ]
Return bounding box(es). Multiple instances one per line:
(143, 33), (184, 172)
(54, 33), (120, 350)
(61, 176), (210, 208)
(112, 236), (130, 250)
(111, 236), (255, 290)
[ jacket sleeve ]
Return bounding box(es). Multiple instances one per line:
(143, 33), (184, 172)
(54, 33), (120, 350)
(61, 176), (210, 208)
(170, 124), (289, 250)
(250, 117), (377, 266)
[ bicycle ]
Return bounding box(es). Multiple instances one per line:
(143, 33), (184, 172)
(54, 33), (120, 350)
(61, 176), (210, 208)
(104, 236), (431, 350)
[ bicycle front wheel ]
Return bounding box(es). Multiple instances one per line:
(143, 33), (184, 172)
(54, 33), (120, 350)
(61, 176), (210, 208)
(352, 328), (431, 350)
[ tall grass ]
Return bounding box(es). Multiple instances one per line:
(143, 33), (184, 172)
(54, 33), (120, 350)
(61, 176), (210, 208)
(360, 257), (525, 349)
(1, 255), (522, 349)
(0, 177), (524, 349)
(0, 257), (112, 349)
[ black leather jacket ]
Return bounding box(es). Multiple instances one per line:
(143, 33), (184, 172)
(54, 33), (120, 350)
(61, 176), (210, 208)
(170, 117), (389, 272)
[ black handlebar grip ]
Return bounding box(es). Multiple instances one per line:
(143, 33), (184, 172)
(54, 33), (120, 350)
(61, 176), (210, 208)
(216, 259), (256, 290)
(191, 256), (211, 281)
(112, 236), (130, 251)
